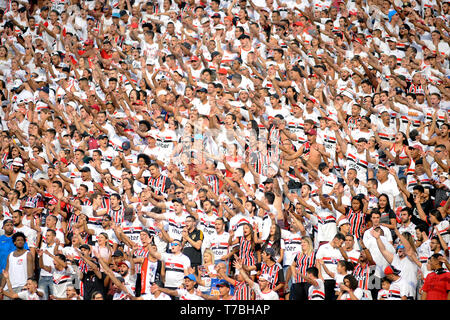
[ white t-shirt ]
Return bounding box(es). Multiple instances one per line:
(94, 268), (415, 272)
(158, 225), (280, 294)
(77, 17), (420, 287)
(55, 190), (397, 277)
(17, 289), (45, 300)
(161, 252), (191, 288)
(308, 278), (326, 300)
(316, 243), (344, 281)
(177, 288), (204, 300)
(251, 282), (279, 300)
(339, 287), (364, 300)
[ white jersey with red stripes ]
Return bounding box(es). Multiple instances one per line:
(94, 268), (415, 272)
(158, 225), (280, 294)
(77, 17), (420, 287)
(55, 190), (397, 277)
(51, 265), (75, 299)
(316, 243), (344, 281)
(162, 210), (190, 242)
(203, 231), (230, 262)
(161, 252), (191, 288)
(345, 145), (369, 183)
(308, 278), (325, 300)
(121, 219), (145, 248)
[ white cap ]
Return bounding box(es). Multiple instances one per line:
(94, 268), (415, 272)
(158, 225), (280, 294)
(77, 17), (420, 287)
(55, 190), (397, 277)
(341, 90), (354, 100)
(259, 273), (270, 282)
(13, 79), (23, 89)
(338, 218), (350, 227)
(12, 157), (23, 167)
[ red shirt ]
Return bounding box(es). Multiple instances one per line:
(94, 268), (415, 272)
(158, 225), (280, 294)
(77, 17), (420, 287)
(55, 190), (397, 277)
(422, 269), (450, 300)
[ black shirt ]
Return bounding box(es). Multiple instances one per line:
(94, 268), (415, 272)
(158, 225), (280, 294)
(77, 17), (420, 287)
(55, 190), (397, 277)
(82, 271), (106, 300)
(182, 229), (204, 266)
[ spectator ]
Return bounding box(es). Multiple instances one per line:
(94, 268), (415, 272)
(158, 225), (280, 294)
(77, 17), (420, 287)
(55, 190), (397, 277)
(0, 0), (448, 302)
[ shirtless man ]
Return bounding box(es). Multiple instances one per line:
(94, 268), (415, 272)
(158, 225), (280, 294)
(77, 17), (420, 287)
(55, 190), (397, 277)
(0, 158), (26, 189)
(420, 123), (450, 151)
(282, 129), (327, 170)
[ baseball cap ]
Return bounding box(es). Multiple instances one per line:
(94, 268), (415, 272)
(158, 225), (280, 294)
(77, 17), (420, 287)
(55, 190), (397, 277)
(119, 261), (131, 268)
(38, 86), (50, 94)
(79, 244), (90, 250)
(338, 219), (350, 227)
(258, 274), (270, 282)
(216, 279), (230, 287)
(384, 265), (400, 276)
(182, 42), (191, 50)
(24, 201), (36, 208)
(122, 140), (131, 150)
(2, 219), (13, 227)
(305, 129), (317, 136)
(12, 157), (23, 167)
(12, 79), (23, 89)
(263, 178), (274, 184)
(411, 145), (423, 152)
(270, 93), (280, 100)
(184, 274), (197, 282)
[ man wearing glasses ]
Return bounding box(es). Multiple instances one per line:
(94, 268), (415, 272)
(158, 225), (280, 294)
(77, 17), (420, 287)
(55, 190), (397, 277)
(148, 239), (191, 294)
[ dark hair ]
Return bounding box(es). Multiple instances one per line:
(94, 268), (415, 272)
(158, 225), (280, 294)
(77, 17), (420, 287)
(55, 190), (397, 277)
(264, 192), (275, 205)
(12, 231), (26, 243)
(351, 196), (364, 212)
(429, 209), (443, 222)
(343, 274), (359, 290)
(306, 266), (319, 278)
(46, 228), (57, 236)
(334, 232), (346, 241)
(262, 224), (282, 256)
(377, 194), (392, 212)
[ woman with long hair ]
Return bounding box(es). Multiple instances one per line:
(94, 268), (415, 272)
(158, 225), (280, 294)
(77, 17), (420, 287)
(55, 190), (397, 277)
(92, 232), (113, 271)
(261, 224), (284, 265)
(196, 249), (217, 294)
(15, 179), (28, 201)
(337, 274), (364, 300)
(230, 223), (259, 272)
(373, 131), (410, 176)
(334, 195), (368, 240)
(377, 193), (398, 239)
(289, 237), (316, 301)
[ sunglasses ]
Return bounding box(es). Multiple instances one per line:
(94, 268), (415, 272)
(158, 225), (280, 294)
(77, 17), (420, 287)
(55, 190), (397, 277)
(170, 242), (180, 247)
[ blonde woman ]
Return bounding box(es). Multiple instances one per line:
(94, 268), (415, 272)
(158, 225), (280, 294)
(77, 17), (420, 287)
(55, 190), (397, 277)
(92, 233), (113, 271)
(289, 237), (317, 301)
(194, 249), (218, 294)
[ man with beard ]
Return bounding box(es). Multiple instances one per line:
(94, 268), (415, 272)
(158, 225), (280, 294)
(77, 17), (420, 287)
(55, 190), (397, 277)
(104, 255), (136, 300)
(353, 239), (376, 300)
(76, 245), (106, 300)
(119, 207), (145, 250)
(151, 273), (203, 300)
(0, 157), (26, 189)
(421, 253), (450, 300)
(11, 210), (37, 261)
(420, 123), (450, 151)
(0, 232), (34, 299)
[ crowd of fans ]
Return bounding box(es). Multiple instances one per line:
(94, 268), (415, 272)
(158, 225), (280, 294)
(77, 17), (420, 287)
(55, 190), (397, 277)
(0, 0), (448, 301)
